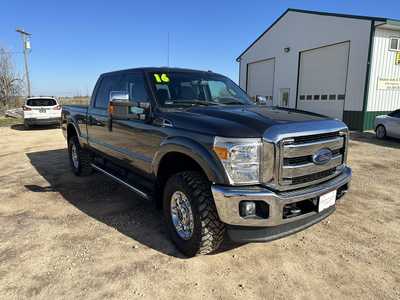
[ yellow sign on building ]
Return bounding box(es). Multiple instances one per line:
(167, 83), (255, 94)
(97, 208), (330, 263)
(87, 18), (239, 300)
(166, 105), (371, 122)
(396, 52), (400, 65)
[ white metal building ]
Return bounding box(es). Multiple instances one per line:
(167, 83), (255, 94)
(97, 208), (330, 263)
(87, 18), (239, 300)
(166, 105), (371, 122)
(237, 9), (400, 130)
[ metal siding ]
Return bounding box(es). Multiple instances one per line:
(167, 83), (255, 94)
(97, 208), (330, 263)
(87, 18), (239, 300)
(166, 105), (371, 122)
(238, 11), (370, 111)
(343, 111), (364, 130)
(367, 27), (400, 111)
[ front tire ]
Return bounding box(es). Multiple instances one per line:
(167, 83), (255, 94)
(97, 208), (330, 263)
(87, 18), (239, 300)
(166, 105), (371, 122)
(68, 136), (93, 176)
(163, 171), (225, 257)
(376, 125), (386, 139)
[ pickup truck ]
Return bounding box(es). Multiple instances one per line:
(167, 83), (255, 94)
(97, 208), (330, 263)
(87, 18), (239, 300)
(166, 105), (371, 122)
(61, 67), (352, 257)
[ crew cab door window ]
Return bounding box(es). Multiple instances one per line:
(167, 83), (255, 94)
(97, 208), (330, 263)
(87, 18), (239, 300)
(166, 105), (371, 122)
(121, 73), (150, 103)
(94, 75), (124, 109)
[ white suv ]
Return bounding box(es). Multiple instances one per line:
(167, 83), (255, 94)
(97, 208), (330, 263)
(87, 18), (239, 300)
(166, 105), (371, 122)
(22, 97), (62, 129)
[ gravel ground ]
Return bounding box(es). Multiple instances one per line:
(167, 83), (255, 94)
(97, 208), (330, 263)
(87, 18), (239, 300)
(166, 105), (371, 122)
(0, 125), (399, 299)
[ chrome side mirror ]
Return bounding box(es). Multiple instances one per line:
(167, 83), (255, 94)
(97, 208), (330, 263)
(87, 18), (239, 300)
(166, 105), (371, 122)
(108, 91), (150, 121)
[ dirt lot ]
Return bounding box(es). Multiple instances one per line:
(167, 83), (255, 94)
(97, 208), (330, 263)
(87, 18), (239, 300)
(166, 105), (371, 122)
(0, 125), (399, 299)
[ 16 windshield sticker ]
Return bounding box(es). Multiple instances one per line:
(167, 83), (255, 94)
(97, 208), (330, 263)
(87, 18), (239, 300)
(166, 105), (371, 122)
(153, 73), (170, 83)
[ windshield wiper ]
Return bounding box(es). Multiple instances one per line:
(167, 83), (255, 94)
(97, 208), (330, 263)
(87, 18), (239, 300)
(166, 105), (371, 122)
(214, 97), (245, 105)
(168, 99), (220, 106)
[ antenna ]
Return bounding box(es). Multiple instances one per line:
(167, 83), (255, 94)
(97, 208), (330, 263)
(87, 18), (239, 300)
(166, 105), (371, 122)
(167, 32), (170, 67)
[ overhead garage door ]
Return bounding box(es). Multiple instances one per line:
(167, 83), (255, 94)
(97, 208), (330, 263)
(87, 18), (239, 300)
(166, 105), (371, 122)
(297, 42), (350, 120)
(247, 58), (275, 104)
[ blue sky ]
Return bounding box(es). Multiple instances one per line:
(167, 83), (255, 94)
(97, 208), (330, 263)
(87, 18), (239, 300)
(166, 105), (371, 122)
(1, 0), (399, 96)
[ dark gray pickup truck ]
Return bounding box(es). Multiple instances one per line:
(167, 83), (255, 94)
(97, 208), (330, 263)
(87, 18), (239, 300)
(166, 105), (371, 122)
(62, 67), (352, 257)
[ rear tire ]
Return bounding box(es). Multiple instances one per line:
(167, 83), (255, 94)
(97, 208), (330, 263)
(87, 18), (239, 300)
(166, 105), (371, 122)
(376, 125), (386, 139)
(163, 171), (225, 257)
(68, 136), (93, 176)
(24, 120), (30, 130)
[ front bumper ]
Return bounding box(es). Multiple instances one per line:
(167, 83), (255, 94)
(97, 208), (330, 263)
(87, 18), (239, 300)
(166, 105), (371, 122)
(211, 167), (351, 242)
(25, 117), (61, 125)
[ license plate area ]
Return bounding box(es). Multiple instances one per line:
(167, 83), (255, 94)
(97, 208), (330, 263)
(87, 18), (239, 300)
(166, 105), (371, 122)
(39, 108), (47, 113)
(318, 190), (337, 212)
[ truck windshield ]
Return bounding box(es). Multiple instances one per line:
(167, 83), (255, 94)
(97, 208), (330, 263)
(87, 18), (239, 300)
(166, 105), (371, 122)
(149, 71), (253, 107)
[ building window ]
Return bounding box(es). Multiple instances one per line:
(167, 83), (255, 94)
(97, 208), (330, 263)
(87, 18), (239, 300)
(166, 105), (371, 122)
(329, 94), (336, 100)
(389, 37), (400, 51)
(314, 95), (320, 100)
(338, 94), (345, 100)
(300, 95), (305, 100)
(321, 94), (328, 100)
(306, 95), (312, 100)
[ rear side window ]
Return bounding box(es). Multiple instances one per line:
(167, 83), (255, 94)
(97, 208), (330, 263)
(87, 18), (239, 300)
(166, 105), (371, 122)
(27, 98), (57, 106)
(94, 75), (124, 109)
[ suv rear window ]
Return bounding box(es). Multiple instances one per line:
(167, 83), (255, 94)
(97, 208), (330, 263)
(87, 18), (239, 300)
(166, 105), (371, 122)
(27, 98), (57, 106)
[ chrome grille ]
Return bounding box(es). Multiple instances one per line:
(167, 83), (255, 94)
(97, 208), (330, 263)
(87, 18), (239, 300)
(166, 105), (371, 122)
(277, 131), (347, 190)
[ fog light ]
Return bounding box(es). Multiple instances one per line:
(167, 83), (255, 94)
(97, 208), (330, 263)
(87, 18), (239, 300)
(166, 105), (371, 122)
(239, 201), (256, 217)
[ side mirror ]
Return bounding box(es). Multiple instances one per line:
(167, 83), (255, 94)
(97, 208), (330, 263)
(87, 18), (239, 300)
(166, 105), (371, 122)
(255, 95), (268, 105)
(108, 91), (150, 121)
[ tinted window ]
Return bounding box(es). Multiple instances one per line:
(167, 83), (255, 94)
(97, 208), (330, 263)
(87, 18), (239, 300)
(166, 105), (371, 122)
(122, 73), (150, 103)
(389, 110), (400, 118)
(149, 71), (252, 107)
(94, 75), (124, 109)
(27, 98), (57, 106)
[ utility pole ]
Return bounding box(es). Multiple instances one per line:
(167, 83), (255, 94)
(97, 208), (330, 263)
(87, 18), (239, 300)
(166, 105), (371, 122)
(16, 28), (32, 97)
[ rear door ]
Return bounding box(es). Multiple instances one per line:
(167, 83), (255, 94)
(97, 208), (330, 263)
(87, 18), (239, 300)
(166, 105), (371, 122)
(87, 74), (124, 157)
(25, 98), (59, 119)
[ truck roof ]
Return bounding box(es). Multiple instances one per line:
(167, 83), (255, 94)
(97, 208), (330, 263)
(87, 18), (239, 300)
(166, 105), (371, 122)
(100, 67), (220, 77)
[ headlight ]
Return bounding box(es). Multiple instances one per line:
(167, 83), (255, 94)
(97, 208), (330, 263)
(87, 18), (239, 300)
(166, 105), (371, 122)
(213, 137), (262, 185)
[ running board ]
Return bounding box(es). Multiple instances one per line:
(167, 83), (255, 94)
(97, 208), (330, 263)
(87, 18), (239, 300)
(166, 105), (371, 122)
(90, 163), (151, 201)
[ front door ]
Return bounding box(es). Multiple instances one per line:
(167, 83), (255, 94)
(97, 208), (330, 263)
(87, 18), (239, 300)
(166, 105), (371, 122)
(107, 72), (163, 177)
(279, 88), (290, 107)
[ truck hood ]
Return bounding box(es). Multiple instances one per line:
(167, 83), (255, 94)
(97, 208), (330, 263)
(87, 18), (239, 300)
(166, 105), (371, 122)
(161, 105), (333, 138)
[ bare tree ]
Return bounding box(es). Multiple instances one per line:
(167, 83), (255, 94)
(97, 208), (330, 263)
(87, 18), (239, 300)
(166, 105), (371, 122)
(0, 48), (23, 108)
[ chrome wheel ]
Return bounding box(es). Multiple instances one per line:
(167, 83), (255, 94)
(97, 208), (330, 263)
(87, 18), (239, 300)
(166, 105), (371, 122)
(170, 191), (194, 240)
(71, 143), (79, 169)
(376, 125), (386, 139)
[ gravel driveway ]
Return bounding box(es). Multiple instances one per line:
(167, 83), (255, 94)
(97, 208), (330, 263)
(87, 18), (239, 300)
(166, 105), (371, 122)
(0, 125), (399, 299)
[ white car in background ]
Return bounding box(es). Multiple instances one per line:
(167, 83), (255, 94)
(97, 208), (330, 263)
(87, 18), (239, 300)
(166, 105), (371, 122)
(22, 97), (62, 129)
(374, 109), (400, 139)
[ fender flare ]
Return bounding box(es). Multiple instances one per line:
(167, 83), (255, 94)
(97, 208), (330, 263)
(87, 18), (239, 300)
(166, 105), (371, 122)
(152, 136), (228, 184)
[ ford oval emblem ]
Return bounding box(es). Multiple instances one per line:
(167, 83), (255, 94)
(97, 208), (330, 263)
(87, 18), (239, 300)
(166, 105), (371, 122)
(312, 148), (333, 165)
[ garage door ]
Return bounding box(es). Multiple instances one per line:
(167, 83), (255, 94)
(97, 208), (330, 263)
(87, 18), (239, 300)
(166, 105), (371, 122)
(247, 58), (275, 104)
(297, 42), (350, 120)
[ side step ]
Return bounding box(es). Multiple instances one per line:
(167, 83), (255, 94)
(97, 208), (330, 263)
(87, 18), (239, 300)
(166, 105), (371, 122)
(90, 163), (151, 201)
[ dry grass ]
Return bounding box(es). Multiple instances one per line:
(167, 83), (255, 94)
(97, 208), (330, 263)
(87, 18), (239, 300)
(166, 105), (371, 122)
(0, 116), (21, 127)
(58, 97), (89, 106)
